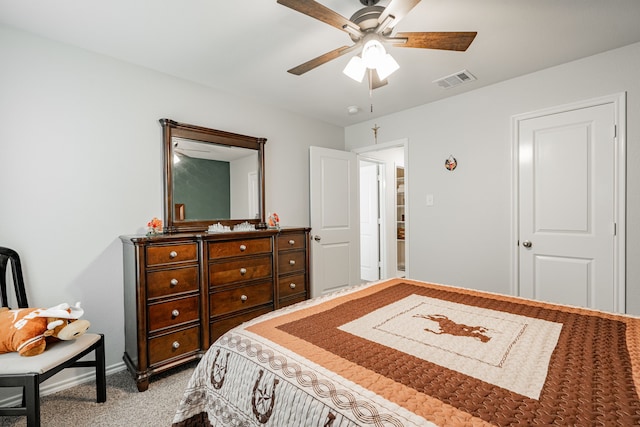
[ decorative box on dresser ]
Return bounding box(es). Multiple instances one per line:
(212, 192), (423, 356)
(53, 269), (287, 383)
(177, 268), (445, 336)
(121, 227), (310, 391)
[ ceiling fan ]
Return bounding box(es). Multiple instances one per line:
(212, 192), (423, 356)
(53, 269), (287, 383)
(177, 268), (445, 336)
(277, 0), (477, 89)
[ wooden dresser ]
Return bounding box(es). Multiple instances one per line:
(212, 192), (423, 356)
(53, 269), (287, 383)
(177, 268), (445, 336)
(121, 227), (310, 391)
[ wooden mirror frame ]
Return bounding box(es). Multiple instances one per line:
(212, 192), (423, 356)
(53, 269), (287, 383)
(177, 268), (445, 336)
(160, 118), (267, 233)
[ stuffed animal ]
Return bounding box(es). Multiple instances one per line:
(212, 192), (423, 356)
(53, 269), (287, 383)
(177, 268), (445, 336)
(0, 302), (90, 356)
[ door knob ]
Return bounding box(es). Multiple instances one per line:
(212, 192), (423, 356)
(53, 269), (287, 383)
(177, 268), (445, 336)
(313, 235), (321, 242)
(522, 240), (532, 248)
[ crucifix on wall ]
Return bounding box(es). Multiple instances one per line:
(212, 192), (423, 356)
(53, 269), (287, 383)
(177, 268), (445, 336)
(372, 123), (380, 144)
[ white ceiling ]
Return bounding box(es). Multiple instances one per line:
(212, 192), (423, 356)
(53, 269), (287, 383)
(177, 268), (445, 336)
(2, 0), (640, 127)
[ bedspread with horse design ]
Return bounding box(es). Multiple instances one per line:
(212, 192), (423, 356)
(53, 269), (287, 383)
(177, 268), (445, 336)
(172, 278), (640, 426)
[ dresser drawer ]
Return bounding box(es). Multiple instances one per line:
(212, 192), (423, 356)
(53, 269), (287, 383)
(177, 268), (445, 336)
(278, 273), (306, 299)
(209, 254), (272, 285)
(146, 243), (198, 267)
(277, 232), (306, 251)
(279, 295), (306, 308)
(278, 250), (306, 275)
(148, 326), (200, 366)
(148, 296), (199, 332)
(210, 282), (273, 317)
(147, 266), (199, 299)
(209, 307), (272, 342)
(208, 238), (272, 259)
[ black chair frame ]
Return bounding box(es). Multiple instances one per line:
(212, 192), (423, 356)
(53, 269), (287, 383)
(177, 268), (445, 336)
(0, 336), (106, 425)
(0, 247), (27, 308)
(0, 247), (107, 426)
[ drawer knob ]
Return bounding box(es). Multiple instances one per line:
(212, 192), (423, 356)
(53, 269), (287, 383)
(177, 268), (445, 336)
(240, 267), (247, 275)
(172, 309), (180, 317)
(169, 251), (178, 258)
(240, 294), (248, 302)
(289, 283), (296, 289)
(239, 244), (247, 251)
(170, 278), (179, 286)
(288, 239), (295, 245)
(289, 260), (296, 266)
(172, 341), (180, 349)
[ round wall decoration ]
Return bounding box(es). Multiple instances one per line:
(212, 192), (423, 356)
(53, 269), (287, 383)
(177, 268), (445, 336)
(445, 155), (457, 171)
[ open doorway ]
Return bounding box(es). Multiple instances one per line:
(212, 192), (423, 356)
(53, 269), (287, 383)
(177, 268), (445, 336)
(355, 140), (407, 280)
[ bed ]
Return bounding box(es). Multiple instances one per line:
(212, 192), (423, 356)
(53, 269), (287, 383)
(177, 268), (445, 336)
(172, 278), (640, 426)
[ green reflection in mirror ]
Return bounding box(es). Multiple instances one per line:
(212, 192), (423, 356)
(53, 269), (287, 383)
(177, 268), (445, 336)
(173, 153), (230, 220)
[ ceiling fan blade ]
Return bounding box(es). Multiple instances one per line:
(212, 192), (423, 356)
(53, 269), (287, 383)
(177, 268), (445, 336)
(378, 0), (421, 29)
(277, 0), (356, 34)
(393, 32), (477, 51)
(287, 45), (356, 75)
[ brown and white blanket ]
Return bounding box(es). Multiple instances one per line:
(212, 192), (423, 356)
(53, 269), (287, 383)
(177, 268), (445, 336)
(172, 278), (640, 426)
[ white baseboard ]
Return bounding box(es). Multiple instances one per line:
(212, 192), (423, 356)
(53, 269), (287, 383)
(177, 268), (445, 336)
(0, 361), (126, 409)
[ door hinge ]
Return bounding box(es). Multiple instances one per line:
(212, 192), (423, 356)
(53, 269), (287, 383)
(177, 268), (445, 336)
(613, 222), (617, 236)
(613, 125), (617, 139)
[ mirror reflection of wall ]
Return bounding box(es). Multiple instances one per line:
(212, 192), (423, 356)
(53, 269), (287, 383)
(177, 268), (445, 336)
(172, 137), (259, 221)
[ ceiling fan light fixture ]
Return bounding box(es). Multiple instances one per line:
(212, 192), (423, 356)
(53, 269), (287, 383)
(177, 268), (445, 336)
(344, 38), (399, 83)
(343, 55), (366, 82)
(361, 39), (386, 69)
(376, 53), (400, 80)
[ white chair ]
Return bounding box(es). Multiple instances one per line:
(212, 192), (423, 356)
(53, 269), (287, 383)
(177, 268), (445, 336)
(0, 247), (106, 426)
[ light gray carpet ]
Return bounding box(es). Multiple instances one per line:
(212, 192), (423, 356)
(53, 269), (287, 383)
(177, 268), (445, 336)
(0, 361), (197, 427)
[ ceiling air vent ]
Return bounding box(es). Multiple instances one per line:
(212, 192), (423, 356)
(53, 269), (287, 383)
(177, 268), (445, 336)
(433, 69), (476, 89)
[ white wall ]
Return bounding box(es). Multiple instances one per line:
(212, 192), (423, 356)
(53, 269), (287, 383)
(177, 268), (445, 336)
(0, 24), (344, 385)
(346, 42), (640, 314)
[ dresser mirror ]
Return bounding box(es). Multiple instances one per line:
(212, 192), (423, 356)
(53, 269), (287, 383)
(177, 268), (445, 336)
(160, 119), (266, 233)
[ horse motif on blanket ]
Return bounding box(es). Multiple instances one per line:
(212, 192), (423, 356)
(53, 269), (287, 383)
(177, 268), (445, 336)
(414, 313), (491, 342)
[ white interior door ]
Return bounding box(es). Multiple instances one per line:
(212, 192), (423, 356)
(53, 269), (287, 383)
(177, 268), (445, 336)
(309, 146), (359, 297)
(518, 102), (618, 311)
(360, 160), (380, 281)
(354, 141), (407, 280)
